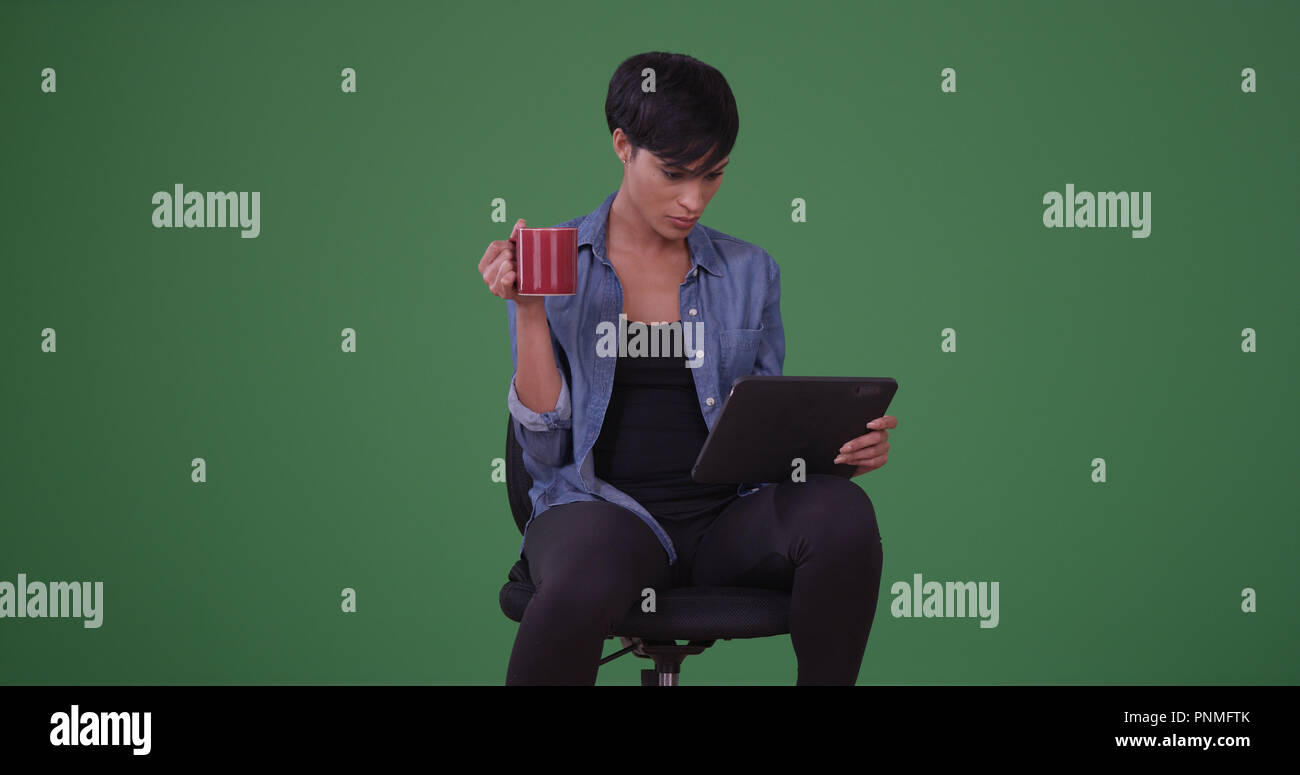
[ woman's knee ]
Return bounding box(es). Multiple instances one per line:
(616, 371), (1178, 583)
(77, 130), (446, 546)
(526, 564), (650, 633)
(777, 474), (883, 550)
(522, 502), (667, 625)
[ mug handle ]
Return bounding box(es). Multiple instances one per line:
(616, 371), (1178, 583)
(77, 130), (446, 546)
(508, 236), (518, 290)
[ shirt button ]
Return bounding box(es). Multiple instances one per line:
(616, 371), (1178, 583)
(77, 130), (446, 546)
(706, 397), (715, 406)
(688, 308), (697, 316)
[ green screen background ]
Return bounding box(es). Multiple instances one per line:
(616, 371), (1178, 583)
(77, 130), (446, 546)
(2, 0), (1296, 685)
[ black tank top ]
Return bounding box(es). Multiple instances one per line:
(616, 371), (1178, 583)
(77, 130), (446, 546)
(592, 337), (739, 520)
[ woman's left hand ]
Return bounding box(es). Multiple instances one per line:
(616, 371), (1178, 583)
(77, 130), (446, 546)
(833, 415), (897, 477)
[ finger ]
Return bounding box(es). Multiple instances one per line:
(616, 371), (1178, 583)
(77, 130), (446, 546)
(497, 259), (519, 298)
(479, 239), (508, 275)
(494, 256), (515, 293)
(503, 220), (525, 278)
(485, 243), (516, 289)
(482, 255), (497, 286)
(478, 219), (525, 275)
(838, 432), (881, 454)
(853, 451), (888, 468)
(854, 452), (886, 467)
(491, 261), (506, 296)
(835, 444), (888, 465)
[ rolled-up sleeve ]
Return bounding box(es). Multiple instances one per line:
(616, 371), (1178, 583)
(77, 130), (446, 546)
(507, 369), (571, 432)
(506, 299), (573, 468)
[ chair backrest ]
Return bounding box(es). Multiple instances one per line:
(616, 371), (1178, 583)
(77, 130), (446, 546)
(505, 415), (535, 535)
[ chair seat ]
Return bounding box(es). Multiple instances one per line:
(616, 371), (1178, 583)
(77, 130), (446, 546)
(499, 561), (792, 641)
(500, 414), (793, 649)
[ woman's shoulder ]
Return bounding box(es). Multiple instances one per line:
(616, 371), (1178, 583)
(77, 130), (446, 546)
(694, 223), (779, 277)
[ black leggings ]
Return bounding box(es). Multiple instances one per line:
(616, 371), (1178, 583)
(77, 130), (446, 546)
(505, 474), (885, 685)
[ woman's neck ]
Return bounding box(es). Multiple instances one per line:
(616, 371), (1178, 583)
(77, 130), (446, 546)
(607, 190), (688, 264)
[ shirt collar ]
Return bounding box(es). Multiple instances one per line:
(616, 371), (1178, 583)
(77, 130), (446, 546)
(578, 189), (725, 278)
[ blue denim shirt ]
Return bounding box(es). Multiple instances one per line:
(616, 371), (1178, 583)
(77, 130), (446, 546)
(506, 188), (785, 565)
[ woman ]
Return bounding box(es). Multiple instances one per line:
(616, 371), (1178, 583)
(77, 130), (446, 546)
(478, 51), (898, 685)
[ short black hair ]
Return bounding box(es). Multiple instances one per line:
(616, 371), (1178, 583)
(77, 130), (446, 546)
(605, 51), (739, 178)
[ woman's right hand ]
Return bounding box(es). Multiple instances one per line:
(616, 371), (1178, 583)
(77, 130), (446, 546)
(479, 218), (543, 310)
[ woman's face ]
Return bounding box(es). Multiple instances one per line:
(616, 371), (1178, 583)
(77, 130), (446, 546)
(617, 132), (729, 246)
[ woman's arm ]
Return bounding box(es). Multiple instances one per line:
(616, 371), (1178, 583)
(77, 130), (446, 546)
(506, 299), (573, 468)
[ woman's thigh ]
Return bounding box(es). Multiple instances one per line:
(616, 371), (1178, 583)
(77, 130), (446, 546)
(690, 474), (882, 589)
(522, 500), (672, 601)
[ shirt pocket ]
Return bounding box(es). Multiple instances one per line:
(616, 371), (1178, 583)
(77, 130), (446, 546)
(718, 325), (765, 392)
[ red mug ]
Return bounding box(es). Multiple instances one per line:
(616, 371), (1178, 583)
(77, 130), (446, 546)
(511, 227), (578, 295)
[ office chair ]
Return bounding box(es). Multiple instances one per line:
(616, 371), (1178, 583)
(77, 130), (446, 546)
(499, 414), (792, 685)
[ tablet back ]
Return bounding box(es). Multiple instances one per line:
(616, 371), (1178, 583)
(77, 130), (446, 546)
(691, 376), (898, 484)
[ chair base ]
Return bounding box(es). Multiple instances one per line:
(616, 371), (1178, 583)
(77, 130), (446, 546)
(602, 636), (715, 686)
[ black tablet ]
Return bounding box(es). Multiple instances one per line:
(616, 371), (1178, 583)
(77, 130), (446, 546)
(691, 376), (899, 484)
